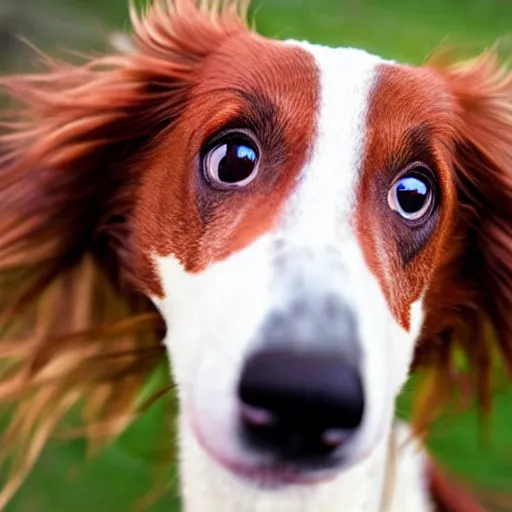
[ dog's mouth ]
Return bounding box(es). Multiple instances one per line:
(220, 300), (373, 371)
(204, 445), (342, 488)
(222, 462), (340, 489)
(191, 412), (344, 488)
(189, 409), (340, 488)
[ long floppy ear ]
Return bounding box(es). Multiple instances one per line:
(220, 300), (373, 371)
(0, 0), (249, 506)
(413, 51), (512, 431)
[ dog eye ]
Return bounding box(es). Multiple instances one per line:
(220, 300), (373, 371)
(202, 131), (259, 189)
(388, 164), (434, 221)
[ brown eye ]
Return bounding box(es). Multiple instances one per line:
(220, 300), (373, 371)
(388, 164), (435, 222)
(203, 131), (259, 189)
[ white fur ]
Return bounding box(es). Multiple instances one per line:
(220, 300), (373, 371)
(151, 42), (433, 511)
(176, 419), (432, 512)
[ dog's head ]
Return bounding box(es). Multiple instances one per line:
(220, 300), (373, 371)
(127, 2), (512, 485)
(1, 0), (512, 498)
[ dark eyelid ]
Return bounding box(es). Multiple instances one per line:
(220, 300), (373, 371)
(387, 161), (436, 195)
(200, 129), (261, 164)
(203, 128), (257, 149)
(393, 160), (433, 179)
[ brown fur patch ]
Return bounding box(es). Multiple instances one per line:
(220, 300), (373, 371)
(357, 53), (512, 440)
(356, 63), (457, 330)
(0, 0), (252, 506)
(130, 32), (318, 295)
(412, 51), (512, 431)
(427, 462), (486, 512)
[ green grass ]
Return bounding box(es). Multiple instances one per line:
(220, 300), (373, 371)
(2, 0), (512, 509)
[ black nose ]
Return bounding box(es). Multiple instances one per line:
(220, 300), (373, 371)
(237, 348), (364, 463)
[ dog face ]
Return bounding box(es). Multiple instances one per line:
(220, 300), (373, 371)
(131, 25), (458, 485)
(3, 0), (512, 506)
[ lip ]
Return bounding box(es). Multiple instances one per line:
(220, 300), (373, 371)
(206, 451), (341, 489)
(190, 412), (341, 488)
(215, 460), (338, 489)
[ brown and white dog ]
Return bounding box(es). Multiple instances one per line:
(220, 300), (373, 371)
(0, 1), (511, 510)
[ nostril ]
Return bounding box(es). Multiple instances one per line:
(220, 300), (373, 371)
(240, 403), (274, 427)
(321, 428), (350, 448)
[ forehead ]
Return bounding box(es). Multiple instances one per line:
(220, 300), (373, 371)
(193, 34), (385, 120)
(193, 33), (454, 161)
(193, 34), (455, 202)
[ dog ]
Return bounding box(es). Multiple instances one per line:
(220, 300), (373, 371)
(0, 1), (510, 510)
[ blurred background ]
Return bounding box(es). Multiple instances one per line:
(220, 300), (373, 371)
(1, 0), (512, 510)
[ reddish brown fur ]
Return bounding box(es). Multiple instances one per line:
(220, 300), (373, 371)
(358, 56), (512, 509)
(131, 33), (318, 296)
(427, 462), (487, 512)
(0, 0), (510, 509)
(357, 64), (458, 330)
(0, 0), (253, 505)
(413, 52), (512, 430)
(356, 54), (512, 430)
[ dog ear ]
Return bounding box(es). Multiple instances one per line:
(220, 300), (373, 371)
(413, 51), (512, 432)
(0, 0), (249, 506)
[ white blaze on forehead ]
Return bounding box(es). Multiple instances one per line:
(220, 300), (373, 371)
(275, 42), (418, 452)
(281, 42), (388, 241)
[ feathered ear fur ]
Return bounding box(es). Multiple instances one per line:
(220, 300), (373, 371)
(0, 0), (249, 506)
(413, 51), (512, 433)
